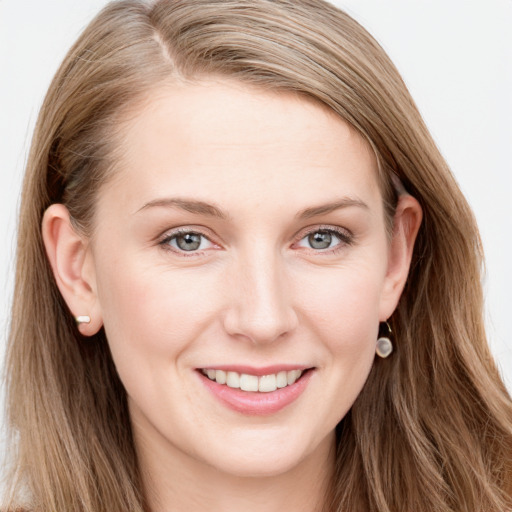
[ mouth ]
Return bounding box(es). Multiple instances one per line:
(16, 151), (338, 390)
(199, 368), (309, 393)
(196, 366), (315, 415)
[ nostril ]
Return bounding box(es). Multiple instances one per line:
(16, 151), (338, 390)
(222, 307), (298, 345)
(221, 259), (298, 344)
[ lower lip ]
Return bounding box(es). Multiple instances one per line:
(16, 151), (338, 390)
(198, 370), (314, 416)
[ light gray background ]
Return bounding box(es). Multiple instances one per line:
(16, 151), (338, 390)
(1, 0), (511, 474)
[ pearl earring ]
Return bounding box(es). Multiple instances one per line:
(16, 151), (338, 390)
(376, 321), (393, 358)
(75, 315), (91, 325)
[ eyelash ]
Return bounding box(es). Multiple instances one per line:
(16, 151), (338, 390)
(294, 225), (354, 254)
(158, 228), (217, 257)
(158, 225), (354, 257)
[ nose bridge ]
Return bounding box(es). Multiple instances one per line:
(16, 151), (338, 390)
(223, 243), (297, 344)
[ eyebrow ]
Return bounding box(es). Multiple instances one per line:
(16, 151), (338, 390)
(136, 198), (229, 219)
(296, 197), (369, 219)
(136, 196), (368, 219)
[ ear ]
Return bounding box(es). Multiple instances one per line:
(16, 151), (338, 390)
(378, 194), (423, 321)
(42, 204), (103, 336)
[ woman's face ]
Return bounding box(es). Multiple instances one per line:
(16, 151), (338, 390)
(84, 80), (413, 478)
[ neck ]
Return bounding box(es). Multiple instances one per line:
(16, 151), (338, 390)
(136, 427), (336, 512)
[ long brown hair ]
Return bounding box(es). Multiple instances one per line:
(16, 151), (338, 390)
(4, 1), (512, 511)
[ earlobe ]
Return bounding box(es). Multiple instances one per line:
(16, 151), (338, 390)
(379, 194), (423, 320)
(42, 204), (103, 336)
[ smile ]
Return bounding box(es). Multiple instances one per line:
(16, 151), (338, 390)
(200, 368), (303, 393)
(197, 366), (314, 415)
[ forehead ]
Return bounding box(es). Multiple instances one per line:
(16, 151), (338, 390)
(100, 79), (380, 215)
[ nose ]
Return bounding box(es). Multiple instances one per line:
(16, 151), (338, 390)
(222, 248), (298, 345)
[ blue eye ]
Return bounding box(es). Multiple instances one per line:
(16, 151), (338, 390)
(297, 228), (350, 251)
(162, 231), (213, 252)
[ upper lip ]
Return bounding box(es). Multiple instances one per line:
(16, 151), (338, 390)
(196, 364), (313, 376)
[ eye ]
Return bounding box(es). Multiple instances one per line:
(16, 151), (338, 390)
(296, 228), (352, 252)
(161, 230), (215, 253)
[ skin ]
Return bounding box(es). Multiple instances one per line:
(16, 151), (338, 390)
(43, 79), (422, 512)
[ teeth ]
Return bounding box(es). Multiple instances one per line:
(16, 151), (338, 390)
(226, 371), (240, 388)
(259, 374), (277, 392)
(216, 369), (226, 384)
(240, 374), (259, 392)
(287, 369), (302, 385)
(201, 368), (304, 392)
(276, 371), (288, 388)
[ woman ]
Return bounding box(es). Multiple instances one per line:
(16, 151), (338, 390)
(3, 0), (511, 511)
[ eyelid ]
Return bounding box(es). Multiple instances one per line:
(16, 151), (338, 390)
(292, 224), (354, 253)
(155, 223), (353, 257)
(157, 226), (221, 256)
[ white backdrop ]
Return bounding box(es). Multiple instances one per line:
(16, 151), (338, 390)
(1, 0), (511, 467)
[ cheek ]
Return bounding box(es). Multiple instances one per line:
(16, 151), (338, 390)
(286, 259), (385, 429)
(294, 258), (386, 351)
(94, 253), (223, 363)
(94, 257), (227, 425)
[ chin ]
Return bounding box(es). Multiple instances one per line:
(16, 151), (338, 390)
(198, 427), (331, 479)
(207, 450), (305, 479)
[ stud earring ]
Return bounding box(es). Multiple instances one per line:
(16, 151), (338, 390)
(376, 321), (393, 358)
(75, 315), (91, 325)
